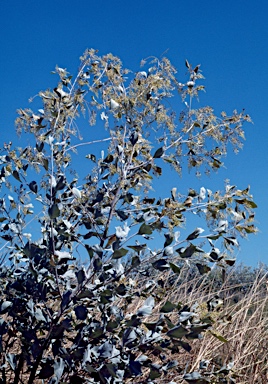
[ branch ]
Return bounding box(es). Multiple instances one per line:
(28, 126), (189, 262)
(66, 137), (112, 152)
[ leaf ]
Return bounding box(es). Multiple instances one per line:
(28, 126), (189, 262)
(169, 262), (181, 274)
(115, 283), (128, 296)
(177, 340), (192, 352)
(128, 244), (146, 253)
(72, 187), (81, 199)
(246, 200), (257, 209)
(153, 147), (164, 158)
(207, 233), (221, 240)
(86, 154), (96, 162)
(178, 312), (196, 323)
(130, 132), (139, 145)
(167, 325), (189, 339)
(143, 197), (155, 204)
(138, 223), (153, 235)
(224, 236), (239, 247)
(183, 372), (202, 381)
(164, 233), (174, 247)
(185, 59), (190, 68)
(209, 330), (228, 343)
(196, 263), (211, 275)
(36, 142), (44, 152)
(12, 170), (21, 182)
(152, 259), (170, 271)
(35, 308), (47, 322)
(199, 187), (206, 200)
(153, 165), (162, 175)
(103, 154), (114, 163)
(137, 297), (155, 316)
(55, 176), (66, 191)
(244, 225), (257, 234)
(235, 198), (257, 208)
(112, 248), (128, 259)
(177, 243), (197, 258)
(110, 99), (119, 109)
(186, 228), (204, 240)
(75, 305), (88, 320)
(123, 328), (138, 346)
(160, 301), (177, 313)
(54, 250), (73, 261)
(61, 290), (72, 312)
(6, 353), (16, 371)
(29, 181), (38, 193)
(163, 360), (178, 371)
(76, 269), (86, 285)
(48, 204), (60, 219)
(131, 255), (141, 267)
(149, 364), (162, 380)
(100, 111), (108, 121)
(43, 158), (49, 171)
(39, 362), (54, 379)
(225, 258), (236, 266)
(116, 210), (129, 220)
(115, 223), (130, 239)
(129, 360), (142, 376)
(1, 301), (12, 313)
(83, 231), (99, 240)
(54, 357), (64, 381)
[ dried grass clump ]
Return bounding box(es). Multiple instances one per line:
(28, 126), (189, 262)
(149, 264), (268, 383)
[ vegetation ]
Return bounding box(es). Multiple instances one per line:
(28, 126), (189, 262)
(0, 49), (261, 383)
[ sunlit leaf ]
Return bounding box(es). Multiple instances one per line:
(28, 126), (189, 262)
(209, 330), (228, 343)
(72, 187), (81, 199)
(235, 198), (257, 208)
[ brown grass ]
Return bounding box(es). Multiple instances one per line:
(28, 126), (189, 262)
(147, 265), (268, 383)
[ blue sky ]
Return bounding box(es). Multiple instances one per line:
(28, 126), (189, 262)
(1, 1), (267, 265)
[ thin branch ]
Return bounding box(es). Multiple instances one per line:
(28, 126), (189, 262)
(66, 137), (112, 152)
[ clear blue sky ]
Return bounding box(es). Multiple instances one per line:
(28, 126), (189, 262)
(1, 1), (267, 266)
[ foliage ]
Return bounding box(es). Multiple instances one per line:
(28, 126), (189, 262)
(0, 49), (257, 383)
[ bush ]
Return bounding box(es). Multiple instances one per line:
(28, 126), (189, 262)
(0, 49), (256, 383)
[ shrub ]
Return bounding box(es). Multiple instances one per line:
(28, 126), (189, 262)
(0, 49), (256, 383)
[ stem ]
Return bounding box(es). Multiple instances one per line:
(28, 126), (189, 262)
(100, 182), (122, 247)
(49, 134), (62, 299)
(66, 137), (112, 152)
(27, 336), (51, 384)
(13, 352), (24, 384)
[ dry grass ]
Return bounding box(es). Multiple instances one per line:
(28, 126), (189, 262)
(148, 265), (268, 383)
